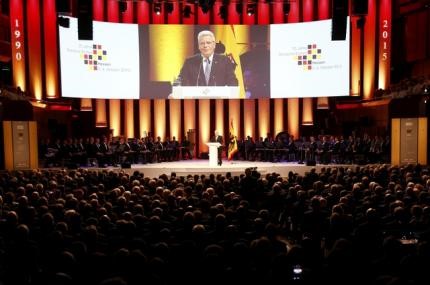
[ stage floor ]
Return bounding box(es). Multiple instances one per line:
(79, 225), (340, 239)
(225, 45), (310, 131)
(98, 159), (353, 178)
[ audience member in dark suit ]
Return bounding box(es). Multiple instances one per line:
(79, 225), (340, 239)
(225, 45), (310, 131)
(116, 137), (132, 164)
(181, 135), (193, 160)
(244, 135), (255, 160)
(177, 30), (238, 87)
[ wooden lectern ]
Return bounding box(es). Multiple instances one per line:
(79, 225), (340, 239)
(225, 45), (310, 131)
(2, 121), (38, 170)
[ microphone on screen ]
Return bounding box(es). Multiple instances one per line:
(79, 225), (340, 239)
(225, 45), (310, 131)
(196, 60), (202, 87)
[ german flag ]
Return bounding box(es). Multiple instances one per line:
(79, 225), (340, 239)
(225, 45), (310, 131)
(213, 25), (250, 98)
(228, 119), (238, 160)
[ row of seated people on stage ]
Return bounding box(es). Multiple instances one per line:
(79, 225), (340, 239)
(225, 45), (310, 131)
(39, 133), (389, 167)
(230, 134), (390, 164)
(39, 135), (194, 167)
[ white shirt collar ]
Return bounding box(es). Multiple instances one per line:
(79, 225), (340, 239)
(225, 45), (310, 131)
(202, 54), (214, 63)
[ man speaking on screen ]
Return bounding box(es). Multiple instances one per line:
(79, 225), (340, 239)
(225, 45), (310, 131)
(177, 30), (238, 87)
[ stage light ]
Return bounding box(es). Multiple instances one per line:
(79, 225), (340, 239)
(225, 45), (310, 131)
(283, 2), (290, 15)
(165, 2), (174, 14)
(183, 5), (192, 18)
(357, 16), (366, 29)
(352, 0), (368, 15)
(119, 1), (127, 13)
(56, 0), (71, 13)
(58, 16), (70, 28)
(218, 5), (227, 19)
(247, 4), (255, 16)
(199, 0), (215, 14)
(236, 3), (243, 14)
(154, 2), (162, 15)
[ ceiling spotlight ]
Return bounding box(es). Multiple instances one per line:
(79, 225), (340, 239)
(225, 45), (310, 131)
(154, 2), (162, 15)
(236, 3), (243, 14)
(165, 2), (174, 14)
(357, 16), (366, 29)
(199, 0), (215, 14)
(119, 1), (127, 13)
(247, 4), (255, 16)
(183, 5), (192, 18)
(58, 16), (70, 28)
(283, 2), (290, 15)
(218, 5), (227, 20)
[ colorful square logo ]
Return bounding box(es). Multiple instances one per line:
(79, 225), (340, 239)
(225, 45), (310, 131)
(293, 44), (323, 71)
(81, 44), (108, 71)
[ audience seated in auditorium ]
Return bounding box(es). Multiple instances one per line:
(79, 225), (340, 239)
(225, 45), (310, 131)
(0, 164), (429, 284)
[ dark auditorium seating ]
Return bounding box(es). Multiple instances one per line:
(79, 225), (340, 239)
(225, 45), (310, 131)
(0, 164), (429, 285)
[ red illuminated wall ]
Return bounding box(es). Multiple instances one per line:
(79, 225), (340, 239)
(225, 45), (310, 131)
(43, 0), (59, 98)
(12, 0), (393, 155)
(26, 0), (43, 100)
(9, 0), (26, 91)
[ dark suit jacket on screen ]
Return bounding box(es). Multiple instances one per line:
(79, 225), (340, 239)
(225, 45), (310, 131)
(178, 53), (238, 86)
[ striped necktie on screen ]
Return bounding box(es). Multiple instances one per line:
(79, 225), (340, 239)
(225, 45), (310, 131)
(204, 58), (211, 85)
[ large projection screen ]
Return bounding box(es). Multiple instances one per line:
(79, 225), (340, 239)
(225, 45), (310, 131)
(270, 19), (350, 98)
(58, 17), (350, 99)
(59, 18), (140, 99)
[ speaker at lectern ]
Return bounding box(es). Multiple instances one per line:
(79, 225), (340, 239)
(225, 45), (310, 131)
(206, 142), (221, 167)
